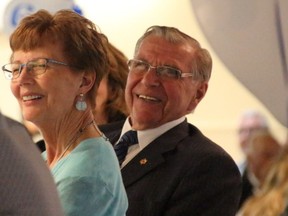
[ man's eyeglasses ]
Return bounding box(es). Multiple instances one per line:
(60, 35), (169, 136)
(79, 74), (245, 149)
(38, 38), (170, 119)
(2, 58), (71, 80)
(127, 59), (194, 80)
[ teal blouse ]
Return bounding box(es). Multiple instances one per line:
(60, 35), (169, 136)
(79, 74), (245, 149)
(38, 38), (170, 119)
(43, 137), (128, 216)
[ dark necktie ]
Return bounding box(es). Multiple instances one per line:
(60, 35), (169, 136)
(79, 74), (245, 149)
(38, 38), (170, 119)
(114, 130), (138, 165)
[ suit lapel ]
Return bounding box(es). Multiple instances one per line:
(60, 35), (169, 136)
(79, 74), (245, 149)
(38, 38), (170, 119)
(121, 121), (190, 187)
(99, 120), (124, 144)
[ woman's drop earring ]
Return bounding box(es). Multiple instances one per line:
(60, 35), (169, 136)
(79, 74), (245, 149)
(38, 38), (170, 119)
(75, 93), (87, 111)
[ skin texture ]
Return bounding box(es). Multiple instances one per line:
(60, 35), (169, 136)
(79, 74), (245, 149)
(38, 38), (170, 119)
(125, 35), (208, 130)
(10, 42), (95, 166)
(11, 48), (81, 124)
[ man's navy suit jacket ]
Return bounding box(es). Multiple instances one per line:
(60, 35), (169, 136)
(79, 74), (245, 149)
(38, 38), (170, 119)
(100, 119), (242, 216)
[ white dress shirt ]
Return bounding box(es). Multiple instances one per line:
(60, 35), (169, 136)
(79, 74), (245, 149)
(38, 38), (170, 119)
(119, 116), (186, 168)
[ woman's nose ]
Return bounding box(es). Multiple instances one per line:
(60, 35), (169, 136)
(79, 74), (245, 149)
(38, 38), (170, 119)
(16, 66), (34, 85)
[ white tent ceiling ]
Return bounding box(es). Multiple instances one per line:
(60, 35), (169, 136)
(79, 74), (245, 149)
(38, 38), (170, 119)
(191, 0), (288, 128)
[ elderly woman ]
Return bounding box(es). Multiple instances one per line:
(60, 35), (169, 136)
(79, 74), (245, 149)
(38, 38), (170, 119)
(2, 9), (127, 216)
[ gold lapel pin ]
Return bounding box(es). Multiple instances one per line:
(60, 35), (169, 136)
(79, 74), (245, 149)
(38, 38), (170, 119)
(139, 158), (148, 165)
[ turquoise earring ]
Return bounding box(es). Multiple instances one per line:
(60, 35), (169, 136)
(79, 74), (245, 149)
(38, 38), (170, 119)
(75, 93), (87, 111)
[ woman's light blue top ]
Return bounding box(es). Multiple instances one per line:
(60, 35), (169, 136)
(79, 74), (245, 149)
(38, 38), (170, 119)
(43, 137), (128, 216)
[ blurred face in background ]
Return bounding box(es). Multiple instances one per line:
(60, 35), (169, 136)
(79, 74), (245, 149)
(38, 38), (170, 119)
(247, 132), (281, 184)
(238, 116), (268, 154)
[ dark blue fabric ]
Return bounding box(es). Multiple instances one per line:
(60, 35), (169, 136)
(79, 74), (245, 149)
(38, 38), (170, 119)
(114, 130), (138, 165)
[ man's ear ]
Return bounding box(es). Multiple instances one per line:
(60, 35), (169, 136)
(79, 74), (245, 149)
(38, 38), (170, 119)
(194, 82), (208, 103)
(187, 82), (208, 112)
(79, 72), (96, 93)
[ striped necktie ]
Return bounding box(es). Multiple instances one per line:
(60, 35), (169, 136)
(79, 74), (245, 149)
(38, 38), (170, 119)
(114, 130), (138, 165)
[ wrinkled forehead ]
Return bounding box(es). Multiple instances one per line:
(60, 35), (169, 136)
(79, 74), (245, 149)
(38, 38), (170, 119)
(137, 35), (194, 53)
(135, 36), (195, 67)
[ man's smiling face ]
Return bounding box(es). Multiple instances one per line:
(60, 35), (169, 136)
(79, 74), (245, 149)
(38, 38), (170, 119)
(125, 35), (207, 130)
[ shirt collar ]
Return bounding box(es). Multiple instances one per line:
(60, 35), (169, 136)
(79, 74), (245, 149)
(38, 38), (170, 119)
(120, 116), (186, 150)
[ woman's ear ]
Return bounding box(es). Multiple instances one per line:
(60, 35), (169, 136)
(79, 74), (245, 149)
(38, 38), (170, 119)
(79, 72), (96, 94)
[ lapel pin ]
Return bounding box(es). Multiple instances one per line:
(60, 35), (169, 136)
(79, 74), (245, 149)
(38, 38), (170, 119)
(139, 158), (148, 165)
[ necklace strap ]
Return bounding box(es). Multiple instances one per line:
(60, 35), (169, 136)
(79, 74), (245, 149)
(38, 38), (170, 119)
(92, 121), (109, 141)
(57, 120), (95, 162)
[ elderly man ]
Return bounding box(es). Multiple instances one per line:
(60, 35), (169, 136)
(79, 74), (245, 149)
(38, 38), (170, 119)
(101, 25), (241, 215)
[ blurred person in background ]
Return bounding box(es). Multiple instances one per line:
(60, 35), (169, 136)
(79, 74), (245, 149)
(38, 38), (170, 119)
(237, 109), (270, 174)
(236, 110), (272, 209)
(0, 112), (64, 215)
(237, 138), (288, 216)
(93, 41), (129, 125)
(239, 129), (282, 208)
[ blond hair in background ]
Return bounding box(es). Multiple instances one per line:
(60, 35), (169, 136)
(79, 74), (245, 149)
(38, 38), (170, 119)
(238, 140), (288, 216)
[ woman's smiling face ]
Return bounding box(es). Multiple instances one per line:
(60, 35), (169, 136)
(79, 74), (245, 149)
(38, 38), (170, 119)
(10, 42), (83, 125)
